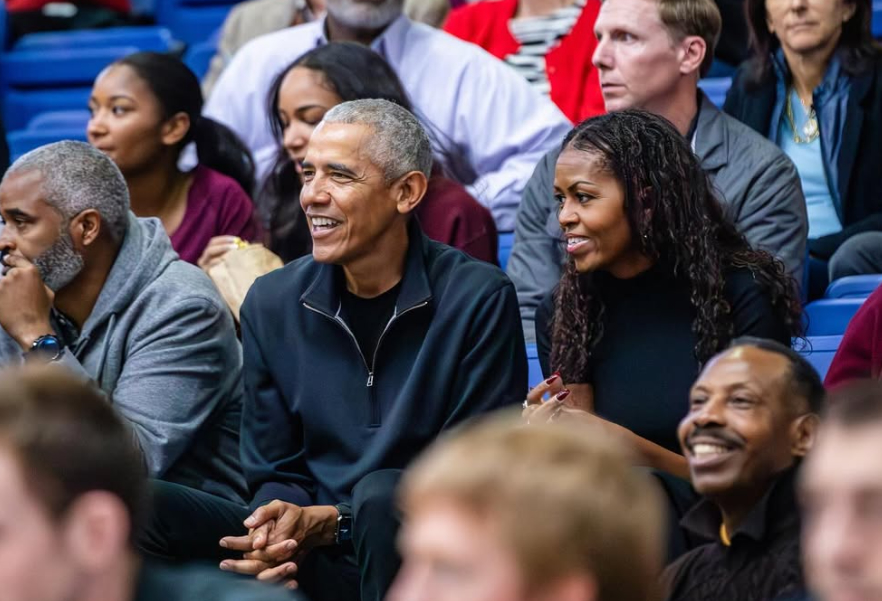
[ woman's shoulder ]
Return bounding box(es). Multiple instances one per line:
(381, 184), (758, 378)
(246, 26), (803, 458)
(190, 165), (251, 199)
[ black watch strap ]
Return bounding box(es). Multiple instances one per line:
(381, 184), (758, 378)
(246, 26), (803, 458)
(335, 503), (352, 545)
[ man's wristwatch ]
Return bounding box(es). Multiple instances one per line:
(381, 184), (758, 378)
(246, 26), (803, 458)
(335, 503), (352, 545)
(25, 334), (64, 362)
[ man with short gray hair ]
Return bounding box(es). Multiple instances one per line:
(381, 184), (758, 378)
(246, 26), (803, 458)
(0, 140), (247, 504)
(143, 100), (526, 601)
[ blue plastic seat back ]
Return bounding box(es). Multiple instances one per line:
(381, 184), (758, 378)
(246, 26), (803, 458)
(5, 88), (92, 131)
(27, 109), (91, 131)
(526, 343), (544, 389)
(184, 38), (217, 80)
(793, 335), (842, 381)
(698, 77), (732, 108)
(803, 298), (865, 336)
(8, 128), (89, 161)
(13, 26), (176, 52)
(156, 4), (231, 44)
(2, 45), (140, 89)
(825, 274), (882, 299)
(498, 231), (514, 271)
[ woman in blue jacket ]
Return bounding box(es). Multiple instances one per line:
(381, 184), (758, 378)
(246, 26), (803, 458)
(723, 0), (882, 298)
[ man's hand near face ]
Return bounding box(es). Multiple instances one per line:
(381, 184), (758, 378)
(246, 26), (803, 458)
(0, 252), (55, 351)
(219, 501), (339, 589)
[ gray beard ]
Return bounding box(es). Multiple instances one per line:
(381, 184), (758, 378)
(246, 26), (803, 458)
(325, 0), (403, 30)
(33, 231), (84, 292)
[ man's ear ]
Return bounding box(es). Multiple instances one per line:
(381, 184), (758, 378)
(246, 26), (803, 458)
(678, 35), (707, 76)
(393, 171), (429, 216)
(160, 112), (191, 147)
(62, 491), (132, 573)
(791, 413), (820, 458)
(70, 209), (103, 249)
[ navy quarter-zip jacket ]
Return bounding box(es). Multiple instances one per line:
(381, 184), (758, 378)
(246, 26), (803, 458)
(240, 225), (527, 508)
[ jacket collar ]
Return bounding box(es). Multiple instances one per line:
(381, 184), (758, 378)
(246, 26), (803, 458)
(680, 466), (800, 546)
(300, 220), (434, 316)
(693, 92), (728, 171)
(837, 61), (874, 204)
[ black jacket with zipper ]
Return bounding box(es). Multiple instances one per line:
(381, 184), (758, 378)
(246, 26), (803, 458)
(240, 224), (527, 509)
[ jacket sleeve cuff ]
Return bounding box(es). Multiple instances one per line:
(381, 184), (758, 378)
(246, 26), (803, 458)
(250, 482), (312, 511)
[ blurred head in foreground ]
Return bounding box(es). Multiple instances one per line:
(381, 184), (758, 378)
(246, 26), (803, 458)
(0, 364), (146, 601)
(388, 414), (665, 601)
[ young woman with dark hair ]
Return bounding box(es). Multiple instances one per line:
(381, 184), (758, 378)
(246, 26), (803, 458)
(525, 110), (801, 479)
(253, 42), (498, 264)
(87, 51), (260, 266)
(724, 0), (882, 298)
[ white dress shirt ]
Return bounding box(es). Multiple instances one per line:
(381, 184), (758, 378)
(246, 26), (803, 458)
(203, 15), (572, 231)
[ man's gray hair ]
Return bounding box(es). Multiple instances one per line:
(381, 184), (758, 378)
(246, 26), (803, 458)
(3, 141), (130, 242)
(322, 99), (433, 182)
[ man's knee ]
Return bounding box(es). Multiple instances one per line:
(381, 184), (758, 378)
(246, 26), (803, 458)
(352, 469), (402, 522)
(829, 232), (882, 280)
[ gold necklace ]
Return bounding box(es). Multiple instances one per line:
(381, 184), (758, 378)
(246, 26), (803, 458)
(784, 87), (820, 144)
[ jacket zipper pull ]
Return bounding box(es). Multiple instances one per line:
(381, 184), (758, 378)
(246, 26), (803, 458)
(367, 372), (374, 387)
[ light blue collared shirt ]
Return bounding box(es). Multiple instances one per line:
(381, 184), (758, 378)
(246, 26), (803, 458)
(204, 15), (572, 231)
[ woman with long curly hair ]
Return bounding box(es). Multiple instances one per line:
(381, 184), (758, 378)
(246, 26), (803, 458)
(524, 109), (802, 480)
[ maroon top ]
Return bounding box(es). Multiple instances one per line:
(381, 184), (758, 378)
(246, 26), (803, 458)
(169, 165), (261, 265)
(417, 174), (499, 265)
(826, 287), (882, 388)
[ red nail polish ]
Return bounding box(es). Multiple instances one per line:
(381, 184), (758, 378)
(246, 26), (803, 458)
(556, 389), (571, 402)
(546, 372), (561, 384)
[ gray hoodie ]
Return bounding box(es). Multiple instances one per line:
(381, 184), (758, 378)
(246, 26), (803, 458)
(0, 214), (247, 503)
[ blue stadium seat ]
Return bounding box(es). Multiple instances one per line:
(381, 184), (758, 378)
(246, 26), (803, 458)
(803, 298), (864, 336)
(698, 76), (732, 108)
(794, 335), (842, 381)
(526, 343), (543, 389)
(5, 88), (92, 131)
(184, 38), (217, 80)
(27, 109), (91, 131)
(873, 1), (882, 38)
(13, 26), (177, 52)
(1, 45), (138, 129)
(825, 274), (882, 299)
(8, 128), (88, 161)
(498, 231), (514, 271)
(155, 0), (232, 45)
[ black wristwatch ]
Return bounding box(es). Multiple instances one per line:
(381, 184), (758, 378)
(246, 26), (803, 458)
(25, 334), (64, 362)
(335, 503), (352, 545)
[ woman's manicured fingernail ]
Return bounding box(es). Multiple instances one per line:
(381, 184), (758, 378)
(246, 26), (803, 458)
(545, 372), (561, 384)
(556, 389), (571, 402)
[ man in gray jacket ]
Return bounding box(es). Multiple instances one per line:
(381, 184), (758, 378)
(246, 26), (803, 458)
(507, 0), (808, 342)
(0, 141), (246, 503)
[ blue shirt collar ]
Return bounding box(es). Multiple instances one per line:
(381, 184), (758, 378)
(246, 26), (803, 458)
(771, 47), (848, 105)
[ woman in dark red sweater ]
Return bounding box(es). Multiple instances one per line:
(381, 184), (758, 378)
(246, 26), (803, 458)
(444, 0), (604, 123)
(254, 42), (499, 265)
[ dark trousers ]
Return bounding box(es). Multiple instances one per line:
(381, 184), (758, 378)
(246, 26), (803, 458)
(139, 470), (402, 601)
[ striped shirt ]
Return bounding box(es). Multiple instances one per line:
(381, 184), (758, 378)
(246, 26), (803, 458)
(506, 0), (587, 95)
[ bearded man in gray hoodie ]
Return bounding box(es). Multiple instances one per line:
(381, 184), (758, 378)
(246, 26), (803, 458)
(0, 141), (246, 504)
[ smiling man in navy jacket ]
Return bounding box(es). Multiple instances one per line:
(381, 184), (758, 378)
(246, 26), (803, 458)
(214, 99), (526, 601)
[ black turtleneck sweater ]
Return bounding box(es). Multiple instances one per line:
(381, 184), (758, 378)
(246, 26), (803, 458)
(535, 265), (791, 453)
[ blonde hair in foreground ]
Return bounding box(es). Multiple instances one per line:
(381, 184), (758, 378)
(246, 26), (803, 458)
(400, 414), (665, 601)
